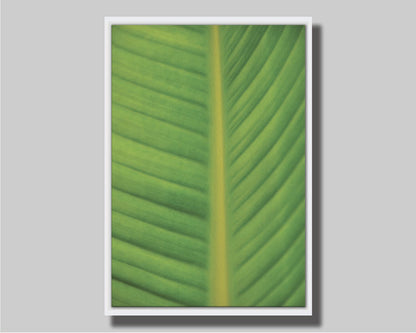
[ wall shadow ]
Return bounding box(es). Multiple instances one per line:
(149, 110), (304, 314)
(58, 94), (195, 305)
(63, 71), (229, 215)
(111, 24), (323, 329)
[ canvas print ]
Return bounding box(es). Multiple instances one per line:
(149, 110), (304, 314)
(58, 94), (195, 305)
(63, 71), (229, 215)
(111, 24), (306, 307)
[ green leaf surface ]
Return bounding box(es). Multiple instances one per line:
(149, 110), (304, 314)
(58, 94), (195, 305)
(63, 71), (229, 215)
(111, 24), (305, 307)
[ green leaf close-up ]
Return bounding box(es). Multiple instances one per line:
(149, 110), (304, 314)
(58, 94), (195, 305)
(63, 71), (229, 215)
(111, 24), (306, 307)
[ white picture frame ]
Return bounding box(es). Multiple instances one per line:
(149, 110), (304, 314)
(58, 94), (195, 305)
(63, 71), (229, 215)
(104, 16), (312, 316)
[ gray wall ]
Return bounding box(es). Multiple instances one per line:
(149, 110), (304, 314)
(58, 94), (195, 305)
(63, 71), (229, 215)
(2, 0), (416, 331)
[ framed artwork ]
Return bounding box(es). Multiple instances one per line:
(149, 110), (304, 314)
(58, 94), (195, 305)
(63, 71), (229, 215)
(104, 16), (312, 316)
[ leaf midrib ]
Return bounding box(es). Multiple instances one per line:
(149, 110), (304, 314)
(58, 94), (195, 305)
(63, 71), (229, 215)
(209, 25), (229, 306)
